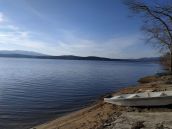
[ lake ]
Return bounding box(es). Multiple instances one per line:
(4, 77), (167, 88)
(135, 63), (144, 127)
(0, 58), (163, 129)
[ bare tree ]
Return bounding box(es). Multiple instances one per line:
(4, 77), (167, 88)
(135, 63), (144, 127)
(125, 0), (172, 72)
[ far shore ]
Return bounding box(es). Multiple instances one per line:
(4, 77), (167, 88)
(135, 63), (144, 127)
(33, 73), (172, 129)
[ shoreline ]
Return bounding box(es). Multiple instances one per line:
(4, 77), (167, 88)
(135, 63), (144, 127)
(33, 73), (172, 129)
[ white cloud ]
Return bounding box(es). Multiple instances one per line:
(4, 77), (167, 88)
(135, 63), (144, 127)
(52, 31), (142, 58)
(0, 12), (158, 58)
(0, 23), (155, 58)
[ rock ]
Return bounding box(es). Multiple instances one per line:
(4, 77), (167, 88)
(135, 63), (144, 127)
(131, 121), (145, 129)
(103, 123), (111, 127)
(155, 122), (171, 129)
(155, 123), (164, 129)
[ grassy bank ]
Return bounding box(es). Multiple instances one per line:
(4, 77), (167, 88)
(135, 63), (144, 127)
(33, 73), (172, 129)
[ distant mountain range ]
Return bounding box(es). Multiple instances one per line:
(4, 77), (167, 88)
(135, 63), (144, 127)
(0, 50), (46, 56)
(0, 50), (160, 62)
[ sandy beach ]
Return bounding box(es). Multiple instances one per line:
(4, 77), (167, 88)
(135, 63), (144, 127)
(33, 74), (172, 129)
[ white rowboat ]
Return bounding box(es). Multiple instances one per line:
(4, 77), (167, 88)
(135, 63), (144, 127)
(104, 91), (172, 106)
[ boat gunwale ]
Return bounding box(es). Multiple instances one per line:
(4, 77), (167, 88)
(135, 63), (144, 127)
(105, 91), (172, 101)
(106, 95), (172, 101)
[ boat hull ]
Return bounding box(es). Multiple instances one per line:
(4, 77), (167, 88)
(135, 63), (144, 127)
(104, 96), (172, 106)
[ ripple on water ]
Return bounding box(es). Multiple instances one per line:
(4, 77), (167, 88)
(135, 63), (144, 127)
(0, 58), (163, 129)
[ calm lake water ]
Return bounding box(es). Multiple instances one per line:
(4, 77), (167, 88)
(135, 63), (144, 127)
(0, 58), (163, 129)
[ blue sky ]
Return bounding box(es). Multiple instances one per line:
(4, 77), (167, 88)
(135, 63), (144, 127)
(0, 0), (160, 58)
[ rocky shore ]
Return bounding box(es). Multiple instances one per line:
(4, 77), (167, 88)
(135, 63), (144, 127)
(33, 73), (172, 129)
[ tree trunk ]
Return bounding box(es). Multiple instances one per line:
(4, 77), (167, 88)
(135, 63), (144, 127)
(170, 52), (172, 74)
